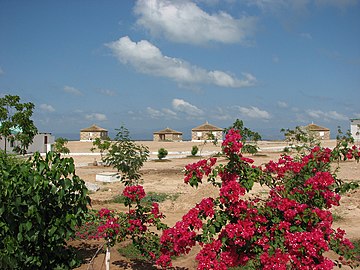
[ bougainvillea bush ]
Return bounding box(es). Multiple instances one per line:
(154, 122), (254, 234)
(82, 128), (360, 270)
(156, 129), (360, 269)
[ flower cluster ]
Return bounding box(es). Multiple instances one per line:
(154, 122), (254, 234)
(122, 185), (146, 204)
(222, 128), (243, 156)
(184, 157), (217, 187)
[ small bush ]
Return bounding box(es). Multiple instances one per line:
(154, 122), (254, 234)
(191, 145), (199, 156)
(157, 148), (168, 160)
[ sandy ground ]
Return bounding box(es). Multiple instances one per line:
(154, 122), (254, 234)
(65, 140), (360, 270)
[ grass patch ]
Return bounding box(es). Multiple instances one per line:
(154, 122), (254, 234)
(118, 242), (146, 261)
(110, 191), (180, 205)
(332, 213), (344, 222)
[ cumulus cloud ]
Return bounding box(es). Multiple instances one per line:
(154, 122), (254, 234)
(172, 98), (204, 117)
(299, 32), (312, 39)
(85, 113), (107, 121)
(64, 85), (82, 96)
(277, 101), (288, 108)
(134, 0), (257, 45)
(99, 89), (116, 96)
(146, 107), (178, 119)
(39, 103), (55, 112)
(107, 36), (256, 88)
(238, 106), (271, 119)
(306, 109), (348, 121)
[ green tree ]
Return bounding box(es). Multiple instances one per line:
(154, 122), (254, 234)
(103, 126), (149, 186)
(0, 94), (38, 154)
(90, 136), (111, 161)
(281, 126), (320, 153)
(224, 119), (262, 154)
(157, 148), (168, 160)
(52, 137), (70, 154)
(0, 151), (90, 269)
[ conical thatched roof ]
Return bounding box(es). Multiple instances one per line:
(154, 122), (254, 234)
(305, 123), (329, 131)
(80, 124), (107, 132)
(153, 127), (182, 134)
(192, 121), (222, 131)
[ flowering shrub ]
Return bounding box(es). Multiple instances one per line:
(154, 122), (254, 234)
(157, 129), (360, 269)
(77, 128), (360, 269)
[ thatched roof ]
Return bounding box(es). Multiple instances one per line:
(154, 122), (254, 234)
(305, 123), (329, 131)
(192, 122), (222, 131)
(80, 124), (107, 132)
(153, 127), (182, 135)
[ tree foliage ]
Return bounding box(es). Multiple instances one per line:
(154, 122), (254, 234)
(223, 119), (261, 154)
(103, 126), (149, 186)
(90, 137), (111, 160)
(281, 126), (320, 153)
(0, 151), (90, 269)
(52, 137), (70, 154)
(0, 94), (38, 154)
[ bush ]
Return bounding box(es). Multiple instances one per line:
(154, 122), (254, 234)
(191, 145), (199, 156)
(157, 148), (168, 160)
(0, 151), (90, 269)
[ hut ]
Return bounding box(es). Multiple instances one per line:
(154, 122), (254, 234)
(80, 124), (108, 141)
(305, 123), (330, 140)
(191, 121), (223, 142)
(153, 127), (182, 142)
(350, 118), (360, 142)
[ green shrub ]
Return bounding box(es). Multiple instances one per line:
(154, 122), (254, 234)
(0, 151), (90, 269)
(191, 145), (199, 156)
(157, 148), (168, 160)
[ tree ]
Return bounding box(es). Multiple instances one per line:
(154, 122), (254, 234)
(0, 151), (90, 269)
(223, 119), (261, 154)
(281, 126), (320, 153)
(103, 126), (149, 186)
(52, 137), (70, 154)
(191, 145), (199, 156)
(0, 94), (38, 154)
(157, 148), (168, 160)
(90, 136), (111, 161)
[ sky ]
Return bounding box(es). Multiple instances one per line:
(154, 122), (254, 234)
(0, 0), (359, 140)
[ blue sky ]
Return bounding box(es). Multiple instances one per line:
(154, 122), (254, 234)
(0, 0), (359, 140)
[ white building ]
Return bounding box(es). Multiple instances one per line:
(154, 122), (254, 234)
(0, 133), (55, 154)
(350, 119), (360, 142)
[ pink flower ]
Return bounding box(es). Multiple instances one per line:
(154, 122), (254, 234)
(123, 185), (146, 202)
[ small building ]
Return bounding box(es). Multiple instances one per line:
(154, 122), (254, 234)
(0, 132), (54, 154)
(191, 121), (223, 142)
(350, 118), (360, 142)
(153, 127), (182, 142)
(305, 123), (330, 140)
(80, 124), (108, 141)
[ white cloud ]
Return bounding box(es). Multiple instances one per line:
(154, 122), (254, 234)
(99, 89), (116, 96)
(85, 113), (107, 121)
(134, 0), (257, 45)
(147, 107), (163, 119)
(306, 109), (348, 121)
(277, 101), (288, 108)
(272, 55), (280, 63)
(64, 85), (82, 96)
(238, 106), (271, 119)
(146, 107), (178, 119)
(39, 103), (55, 112)
(0, 67), (4, 75)
(107, 36), (256, 88)
(299, 32), (312, 39)
(172, 98), (204, 117)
